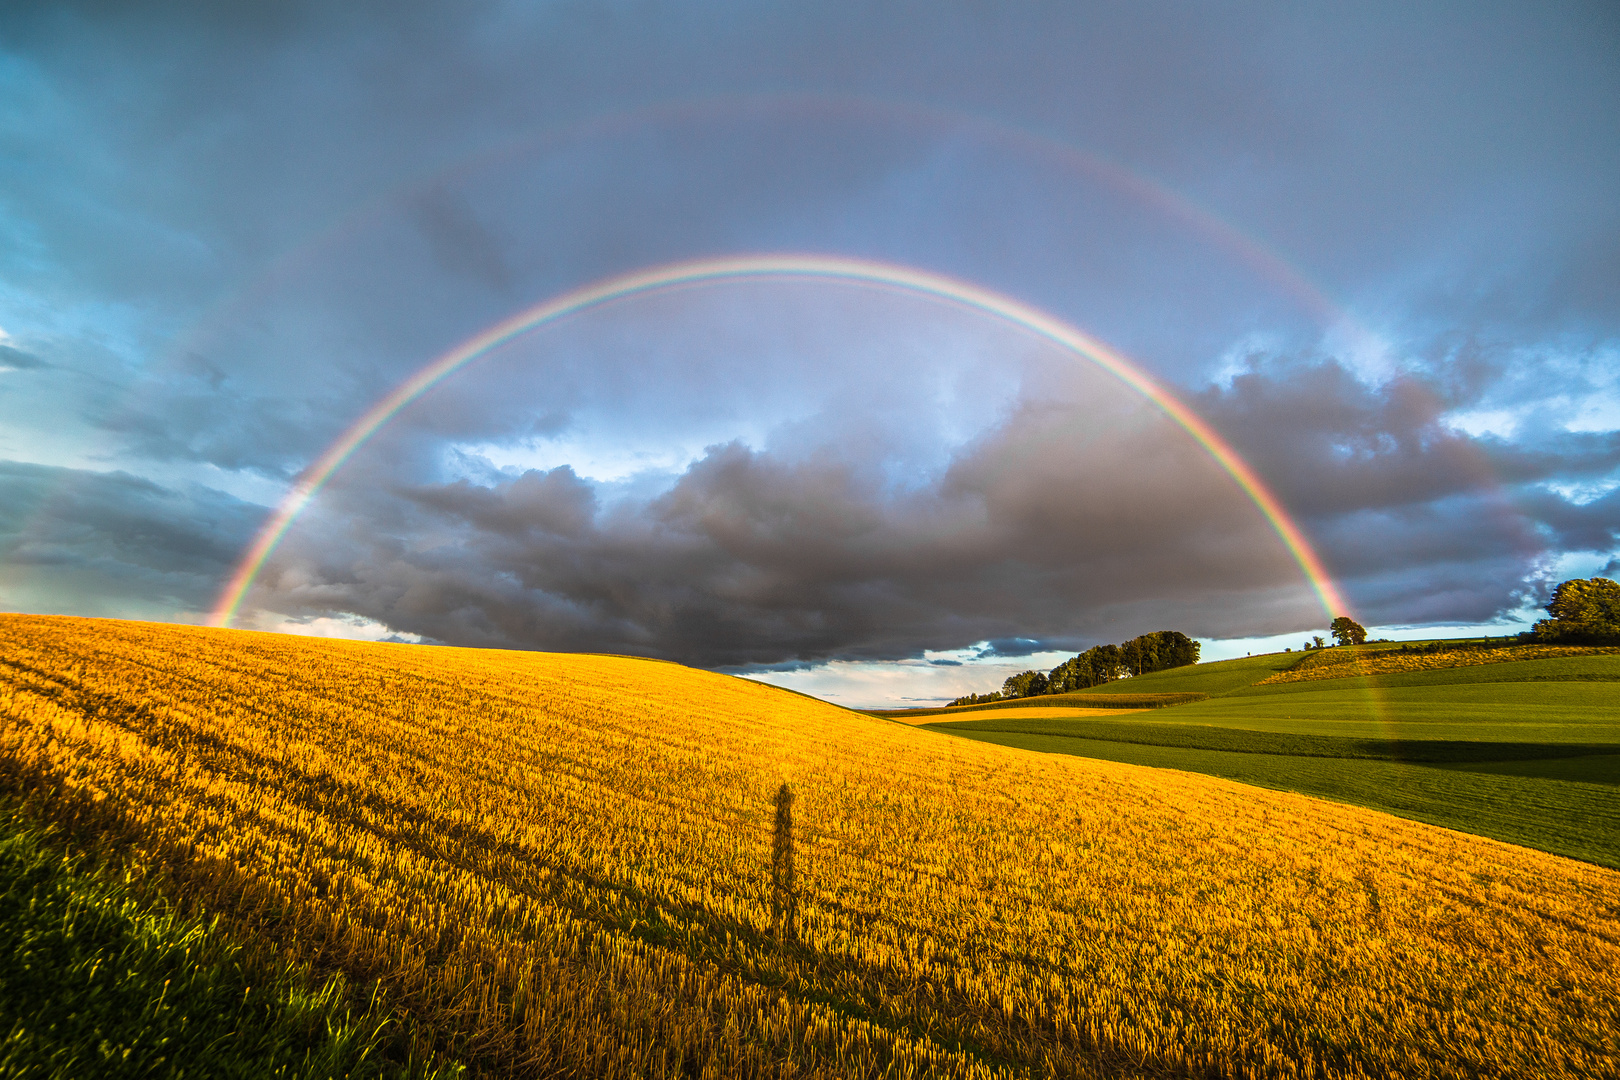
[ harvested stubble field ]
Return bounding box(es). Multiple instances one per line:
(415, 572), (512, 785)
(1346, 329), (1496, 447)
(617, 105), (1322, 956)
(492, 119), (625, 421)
(1, 613), (1618, 1079)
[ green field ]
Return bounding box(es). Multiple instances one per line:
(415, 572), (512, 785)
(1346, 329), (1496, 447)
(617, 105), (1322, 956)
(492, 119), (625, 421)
(1045, 651), (1303, 696)
(866, 690), (1204, 719)
(929, 649), (1620, 868)
(0, 804), (454, 1080)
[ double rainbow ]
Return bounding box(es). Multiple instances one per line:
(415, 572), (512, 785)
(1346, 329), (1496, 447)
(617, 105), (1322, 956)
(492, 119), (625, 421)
(211, 254), (1348, 629)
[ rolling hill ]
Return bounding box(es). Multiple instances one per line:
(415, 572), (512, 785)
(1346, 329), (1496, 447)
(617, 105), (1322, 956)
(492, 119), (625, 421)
(929, 648), (1620, 867)
(1, 614), (1617, 1078)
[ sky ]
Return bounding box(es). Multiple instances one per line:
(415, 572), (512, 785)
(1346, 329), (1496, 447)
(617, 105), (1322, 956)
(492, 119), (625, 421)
(1, 1), (1617, 706)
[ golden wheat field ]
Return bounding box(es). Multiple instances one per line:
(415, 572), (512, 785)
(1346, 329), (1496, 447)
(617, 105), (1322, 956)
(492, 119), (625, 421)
(1257, 643), (1620, 684)
(1, 614), (1617, 1079)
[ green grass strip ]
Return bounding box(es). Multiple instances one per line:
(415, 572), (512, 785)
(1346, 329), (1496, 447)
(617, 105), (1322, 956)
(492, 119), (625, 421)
(865, 691), (1205, 719)
(0, 806), (460, 1080)
(925, 717), (1620, 764)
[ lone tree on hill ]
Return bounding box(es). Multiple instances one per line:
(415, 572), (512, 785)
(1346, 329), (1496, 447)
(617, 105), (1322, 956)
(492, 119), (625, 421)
(1530, 577), (1620, 644)
(1330, 616), (1367, 646)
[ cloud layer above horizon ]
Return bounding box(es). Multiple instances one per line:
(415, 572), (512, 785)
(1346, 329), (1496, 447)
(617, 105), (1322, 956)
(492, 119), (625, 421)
(1, 1), (1617, 686)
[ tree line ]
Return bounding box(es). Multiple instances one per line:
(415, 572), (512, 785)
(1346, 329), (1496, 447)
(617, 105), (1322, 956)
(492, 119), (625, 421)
(947, 575), (1617, 709)
(950, 630), (1201, 706)
(1311, 579), (1620, 649)
(1529, 577), (1620, 644)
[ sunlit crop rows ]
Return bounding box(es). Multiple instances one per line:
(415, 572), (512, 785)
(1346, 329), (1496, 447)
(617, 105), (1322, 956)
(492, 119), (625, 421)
(1, 614), (1617, 1079)
(1260, 643), (1619, 684)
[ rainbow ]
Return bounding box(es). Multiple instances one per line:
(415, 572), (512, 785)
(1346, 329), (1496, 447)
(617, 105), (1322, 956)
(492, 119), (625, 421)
(211, 254), (1350, 628)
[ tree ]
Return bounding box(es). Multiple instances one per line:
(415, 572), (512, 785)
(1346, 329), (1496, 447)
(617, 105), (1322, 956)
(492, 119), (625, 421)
(968, 629), (1200, 702)
(1121, 636), (1145, 677)
(1148, 630), (1199, 670)
(1044, 633), (1197, 692)
(1089, 643), (1124, 684)
(1116, 630), (1201, 676)
(1330, 616), (1367, 646)
(1044, 655), (1088, 694)
(1002, 670), (1048, 698)
(1062, 643), (1124, 689)
(1530, 577), (1620, 644)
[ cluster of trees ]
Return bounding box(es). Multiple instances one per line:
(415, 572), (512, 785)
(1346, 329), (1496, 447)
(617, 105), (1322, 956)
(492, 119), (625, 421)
(951, 630), (1201, 706)
(1529, 577), (1620, 644)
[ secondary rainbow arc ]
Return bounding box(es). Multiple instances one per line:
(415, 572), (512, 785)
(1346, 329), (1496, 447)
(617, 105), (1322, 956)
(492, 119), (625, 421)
(211, 254), (1351, 629)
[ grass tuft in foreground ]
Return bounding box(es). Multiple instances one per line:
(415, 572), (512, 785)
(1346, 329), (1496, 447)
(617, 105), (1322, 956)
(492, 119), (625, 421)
(0, 803), (457, 1080)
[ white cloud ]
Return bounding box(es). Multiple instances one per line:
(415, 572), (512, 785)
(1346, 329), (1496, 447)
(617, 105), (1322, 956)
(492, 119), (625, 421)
(450, 433), (745, 489)
(254, 612), (425, 643)
(1320, 321), (1401, 387)
(1208, 331), (1284, 388)
(1544, 476), (1620, 506)
(743, 647), (1075, 709)
(1565, 395), (1620, 434)
(1442, 407), (1521, 439)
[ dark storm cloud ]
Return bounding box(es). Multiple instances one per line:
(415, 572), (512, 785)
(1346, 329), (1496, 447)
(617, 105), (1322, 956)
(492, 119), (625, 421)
(412, 186), (515, 294)
(1519, 484), (1620, 556)
(1198, 355), (1620, 624)
(0, 460), (262, 616)
(1198, 358), (1620, 521)
(2, 1), (1618, 657)
(4, 1), (1615, 327)
(971, 641), (1053, 660)
(232, 346), (1620, 664)
(95, 385), (328, 478)
(250, 395), (1323, 666)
